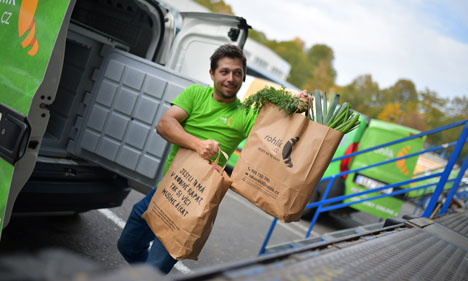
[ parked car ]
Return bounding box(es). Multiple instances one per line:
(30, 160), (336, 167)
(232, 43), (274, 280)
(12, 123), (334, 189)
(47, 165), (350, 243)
(0, 0), (250, 234)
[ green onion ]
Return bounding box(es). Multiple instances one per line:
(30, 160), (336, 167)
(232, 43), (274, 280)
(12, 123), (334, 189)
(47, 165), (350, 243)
(314, 90), (323, 124)
(308, 91), (360, 134)
(322, 92), (328, 124)
(326, 93), (340, 123)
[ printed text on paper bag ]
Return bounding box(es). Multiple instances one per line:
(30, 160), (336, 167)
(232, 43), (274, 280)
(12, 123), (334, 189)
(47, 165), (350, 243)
(242, 166), (279, 199)
(160, 168), (206, 217)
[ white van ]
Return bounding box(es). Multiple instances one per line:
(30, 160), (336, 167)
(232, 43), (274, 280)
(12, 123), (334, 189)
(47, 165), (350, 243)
(0, 0), (249, 234)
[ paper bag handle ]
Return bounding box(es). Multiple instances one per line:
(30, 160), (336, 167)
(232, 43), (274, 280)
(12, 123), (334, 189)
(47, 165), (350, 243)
(210, 149), (229, 174)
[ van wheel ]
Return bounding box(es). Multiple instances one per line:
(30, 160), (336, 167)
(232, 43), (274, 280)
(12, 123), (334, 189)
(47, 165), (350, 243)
(301, 177), (346, 221)
(301, 207), (317, 220)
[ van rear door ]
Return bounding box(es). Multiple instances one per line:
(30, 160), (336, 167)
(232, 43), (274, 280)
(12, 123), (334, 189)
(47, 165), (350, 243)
(69, 13), (249, 192)
(0, 0), (75, 234)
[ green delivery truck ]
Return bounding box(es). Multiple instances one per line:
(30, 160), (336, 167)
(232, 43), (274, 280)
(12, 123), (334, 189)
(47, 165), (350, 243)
(0, 0), (73, 238)
(340, 119), (425, 218)
(295, 116), (425, 219)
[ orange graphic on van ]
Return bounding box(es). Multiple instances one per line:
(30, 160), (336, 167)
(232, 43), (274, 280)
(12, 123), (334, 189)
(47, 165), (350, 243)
(18, 0), (39, 56)
(396, 145), (411, 176)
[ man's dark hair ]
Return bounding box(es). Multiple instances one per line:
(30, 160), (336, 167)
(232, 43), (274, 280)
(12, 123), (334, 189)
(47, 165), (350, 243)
(210, 44), (247, 78)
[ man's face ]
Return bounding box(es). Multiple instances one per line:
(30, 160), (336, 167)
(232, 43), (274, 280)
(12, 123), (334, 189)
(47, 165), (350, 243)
(210, 57), (244, 103)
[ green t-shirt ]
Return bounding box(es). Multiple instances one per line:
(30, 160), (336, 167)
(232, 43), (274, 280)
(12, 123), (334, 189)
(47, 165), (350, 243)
(162, 84), (257, 174)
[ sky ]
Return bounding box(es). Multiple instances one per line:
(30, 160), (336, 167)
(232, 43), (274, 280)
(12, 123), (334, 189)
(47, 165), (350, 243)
(224, 0), (468, 99)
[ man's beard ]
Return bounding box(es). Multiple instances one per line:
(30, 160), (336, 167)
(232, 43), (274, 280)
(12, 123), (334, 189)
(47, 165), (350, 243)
(220, 90), (237, 99)
(218, 83), (238, 99)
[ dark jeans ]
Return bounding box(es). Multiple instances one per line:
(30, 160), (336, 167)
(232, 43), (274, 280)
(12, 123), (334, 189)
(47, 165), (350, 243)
(117, 188), (177, 274)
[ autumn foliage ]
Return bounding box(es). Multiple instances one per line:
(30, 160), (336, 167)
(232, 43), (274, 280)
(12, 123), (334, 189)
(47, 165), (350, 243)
(197, 0), (467, 159)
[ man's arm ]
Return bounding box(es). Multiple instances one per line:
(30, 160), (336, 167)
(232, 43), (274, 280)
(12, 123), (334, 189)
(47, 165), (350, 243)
(156, 105), (219, 160)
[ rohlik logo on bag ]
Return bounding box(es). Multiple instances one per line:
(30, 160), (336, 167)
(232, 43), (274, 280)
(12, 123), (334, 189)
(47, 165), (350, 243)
(282, 137), (299, 168)
(263, 135), (299, 168)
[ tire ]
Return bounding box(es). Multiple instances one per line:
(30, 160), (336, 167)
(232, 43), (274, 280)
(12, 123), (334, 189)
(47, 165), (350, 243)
(301, 177), (346, 220)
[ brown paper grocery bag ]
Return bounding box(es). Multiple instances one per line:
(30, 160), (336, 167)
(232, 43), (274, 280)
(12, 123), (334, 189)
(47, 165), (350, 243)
(231, 103), (343, 222)
(141, 148), (231, 260)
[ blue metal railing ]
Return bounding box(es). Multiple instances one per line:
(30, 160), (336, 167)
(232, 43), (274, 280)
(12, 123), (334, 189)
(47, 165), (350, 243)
(259, 119), (468, 255)
(412, 177), (459, 216)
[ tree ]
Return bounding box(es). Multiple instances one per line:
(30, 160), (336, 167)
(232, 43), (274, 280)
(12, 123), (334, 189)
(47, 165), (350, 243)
(400, 111), (427, 131)
(382, 79), (419, 110)
(377, 103), (403, 123)
(304, 60), (335, 91)
(447, 96), (468, 120)
(337, 74), (381, 118)
(248, 29), (269, 44)
(303, 45), (336, 91)
(378, 79), (426, 130)
(307, 44), (336, 80)
(443, 95), (468, 162)
(266, 38), (314, 88)
(419, 89), (446, 130)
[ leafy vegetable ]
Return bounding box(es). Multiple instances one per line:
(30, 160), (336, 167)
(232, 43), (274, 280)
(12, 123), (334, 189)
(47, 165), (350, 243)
(241, 86), (360, 134)
(241, 86), (306, 116)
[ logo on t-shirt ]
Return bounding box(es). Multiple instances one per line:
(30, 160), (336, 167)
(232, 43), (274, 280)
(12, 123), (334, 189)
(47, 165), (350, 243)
(219, 116), (232, 127)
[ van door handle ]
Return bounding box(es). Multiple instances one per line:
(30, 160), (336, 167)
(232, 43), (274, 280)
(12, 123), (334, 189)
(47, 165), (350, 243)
(0, 103), (31, 165)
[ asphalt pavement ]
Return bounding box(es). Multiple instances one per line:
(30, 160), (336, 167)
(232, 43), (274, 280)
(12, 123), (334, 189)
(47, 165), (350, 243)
(0, 188), (380, 277)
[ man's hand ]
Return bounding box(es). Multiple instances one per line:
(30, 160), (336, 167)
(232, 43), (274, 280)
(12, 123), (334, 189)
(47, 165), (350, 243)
(157, 106), (221, 159)
(296, 90), (310, 113)
(196, 139), (220, 160)
(157, 106), (218, 158)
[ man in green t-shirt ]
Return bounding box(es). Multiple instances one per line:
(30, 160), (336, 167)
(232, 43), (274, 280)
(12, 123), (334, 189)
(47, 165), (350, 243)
(117, 44), (308, 274)
(159, 83), (257, 175)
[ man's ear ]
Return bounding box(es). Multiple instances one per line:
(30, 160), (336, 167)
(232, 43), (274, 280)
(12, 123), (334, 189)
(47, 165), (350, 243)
(209, 69), (215, 81)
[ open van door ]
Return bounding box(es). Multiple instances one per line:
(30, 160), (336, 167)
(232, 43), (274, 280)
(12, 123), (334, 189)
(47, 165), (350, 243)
(67, 12), (249, 192)
(0, 0), (76, 235)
